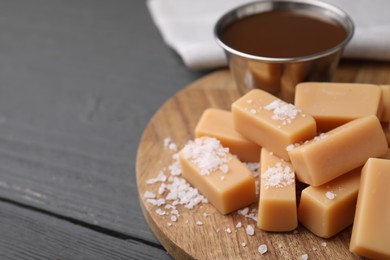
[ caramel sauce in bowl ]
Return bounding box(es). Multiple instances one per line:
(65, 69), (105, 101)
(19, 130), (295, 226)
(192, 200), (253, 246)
(214, 0), (354, 102)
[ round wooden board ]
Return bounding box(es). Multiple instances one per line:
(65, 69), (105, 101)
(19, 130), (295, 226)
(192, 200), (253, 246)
(136, 70), (361, 260)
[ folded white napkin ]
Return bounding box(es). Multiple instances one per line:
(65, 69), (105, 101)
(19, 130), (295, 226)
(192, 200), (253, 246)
(147, 0), (390, 70)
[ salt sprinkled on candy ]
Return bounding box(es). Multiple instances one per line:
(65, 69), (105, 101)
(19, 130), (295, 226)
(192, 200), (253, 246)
(236, 222), (242, 228)
(264, 99), (304, 125)
(325, 191), (336, 200)
(181, 137), (231, 175)
(262, 162), (295, 190)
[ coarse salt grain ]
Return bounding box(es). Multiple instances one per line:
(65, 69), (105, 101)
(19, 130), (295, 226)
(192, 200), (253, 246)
(238, 207), (250, 216)
(182, 137), (231, 175)
(164, 137), (178, 152)
(258, 244), (268, 255)
(144, 191), (156, 199)
(236, 222), (242, 228)
(325, 191), (336, 200)
(314, 133), (328, 141)
(196, 221), (203, 226)
(321, 242), (327, 247)
(301, 253), (309, 260)
(147, 198), (166, 206)
(264, 99), (303, 124)
(146, 171), (167, 184)
(246, 225), (255, 236)
(171, 215), (177, 222)
(241, 242), (247, 247)
(225, 227), (232, 234)
(286, 143), (300, 152)
(156, 208), (166, 216)
(262, 162), (295, 190)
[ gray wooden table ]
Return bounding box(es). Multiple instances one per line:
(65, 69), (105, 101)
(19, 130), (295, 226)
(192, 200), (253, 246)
(0, 1), (208, 259)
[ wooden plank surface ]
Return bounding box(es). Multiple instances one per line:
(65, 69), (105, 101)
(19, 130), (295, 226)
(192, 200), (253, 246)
(0, 199), (171, 260)
(136, 64), (390, 259)
(0, 0), (204, 250)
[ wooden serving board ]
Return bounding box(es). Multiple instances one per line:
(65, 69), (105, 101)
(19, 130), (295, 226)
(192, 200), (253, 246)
(136, 68), (374, 259)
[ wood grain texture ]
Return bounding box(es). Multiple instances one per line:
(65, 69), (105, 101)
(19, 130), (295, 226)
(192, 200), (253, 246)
(0, 200), (171, 260)
(135, 63), (390, 259)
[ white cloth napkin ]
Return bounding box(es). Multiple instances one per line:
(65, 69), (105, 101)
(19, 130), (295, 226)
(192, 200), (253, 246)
(147, 0), (390, 70)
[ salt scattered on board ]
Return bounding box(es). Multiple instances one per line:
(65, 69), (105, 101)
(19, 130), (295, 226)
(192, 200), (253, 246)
(258, 244), (268, 255)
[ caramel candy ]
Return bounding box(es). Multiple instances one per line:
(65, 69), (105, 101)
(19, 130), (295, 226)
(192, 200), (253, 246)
(295, 82), (382, 132)
(179, 137), (256, 215)
(231, 89), (316, 161)
(380, 85), (390, 122)
(298, 167), (361, 238)
(195, 108), (261, 162)
(288, 115), (388, 186)
(257, 148), (297, 231)
(350, 158), (390, 259)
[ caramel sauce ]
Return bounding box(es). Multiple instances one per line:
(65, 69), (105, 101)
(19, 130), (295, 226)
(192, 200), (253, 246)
(220, 10), (347, 58)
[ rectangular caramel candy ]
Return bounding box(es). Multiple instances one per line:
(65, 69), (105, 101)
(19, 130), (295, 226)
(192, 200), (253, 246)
(289, 115), (387, 186)
(195, 108), (261, 162)
(179, 137), (256, 215)
(295, 82), (382, 132)
(380, 85), (390, 122)
(350, 158), (390, 259)
(257, 148), (297, 232)
(298, 167), (361, 238)
(232, 89), (316, 161)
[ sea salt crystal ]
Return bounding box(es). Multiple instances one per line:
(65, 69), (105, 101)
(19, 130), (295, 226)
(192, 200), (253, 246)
(262, 162), (295, 190)
(241, 242), (247, 247)
(301, 254), (309, 260)
(181, 137), (231, 176)
(314, 133), (328, 141)
(156, 208), (166, 216)
(238, 207), (250, 216)
(196, 221), (203, 226)
(325, 191), (336, 200)
(264, 99), (302, 125)
(246, 225), (255, 236)
(258, 244), (268, 255)
(236, 222), (242, 228)
(164, 137), (178, 152)
(321, 242), (327, 247)
(170, 215), (177, 222)
(146, 171), (167, 184)
(147, 198), (166, 206)
(225, 227), (232, 234)
(144, 191), (156, 199)
(286, 143), (300, 152)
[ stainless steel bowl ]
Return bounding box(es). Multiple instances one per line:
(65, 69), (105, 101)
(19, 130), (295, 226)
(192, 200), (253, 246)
(214, 0), (354, 102)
